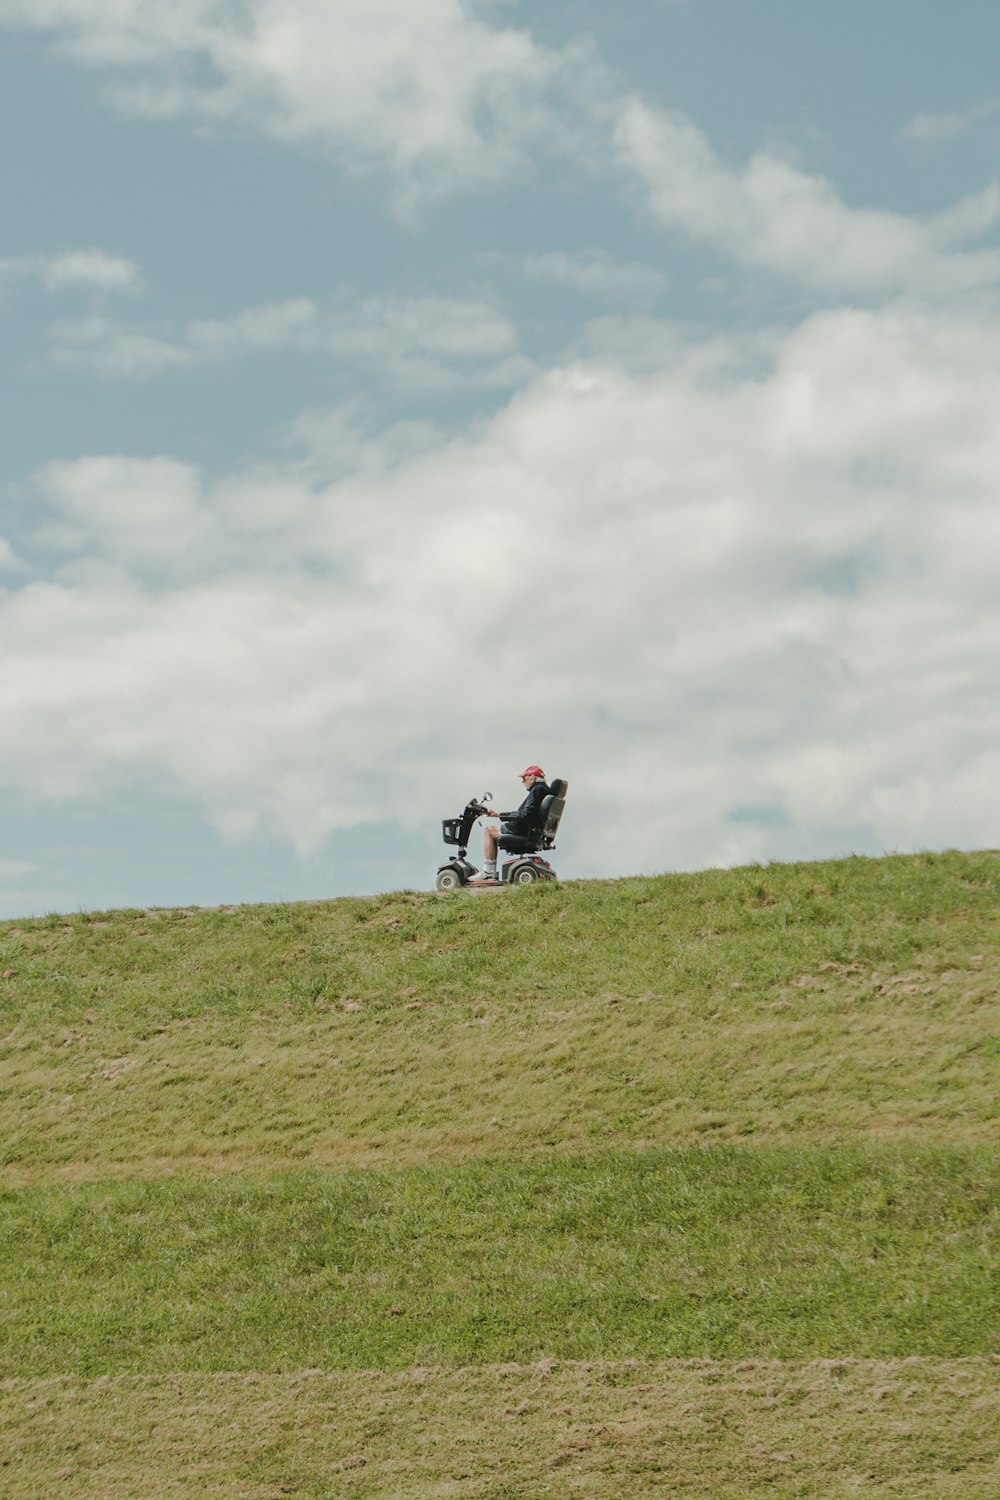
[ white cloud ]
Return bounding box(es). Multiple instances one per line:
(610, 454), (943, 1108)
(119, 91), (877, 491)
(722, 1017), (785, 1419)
(47, 294), (528, 389)
(41, 249), (143, 292)
(0, 537), (28, 572)
(521, 250), (665, 305)
(330, 295), (526, 390)
(341, 296), (516, 361)
(49, 316), (193, 377)
(898, 99), (1000, 146)
(48, 301), (321, 377)
(898, 111), (971, 146)
(283, 404), (446, 481)
(8, 2), (999, 303)
(5, 300), (1000, 875)
(0, 248), (142, 293)
(0, 0), (569, 209)
(187, 297), (319, 357)
(615, 98), (1000, 297)
(34, 455), (210, 571)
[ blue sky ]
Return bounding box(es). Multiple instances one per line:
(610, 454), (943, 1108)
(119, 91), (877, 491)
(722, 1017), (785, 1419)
(3, 1), (1000, 916)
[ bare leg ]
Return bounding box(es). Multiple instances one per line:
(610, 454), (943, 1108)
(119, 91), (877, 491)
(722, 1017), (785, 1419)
(484, 822), (500, 866)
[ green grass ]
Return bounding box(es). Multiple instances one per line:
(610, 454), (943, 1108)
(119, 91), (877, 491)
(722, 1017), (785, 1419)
(2, 1147), (995, 1376)
(2, 851), (998, 1495)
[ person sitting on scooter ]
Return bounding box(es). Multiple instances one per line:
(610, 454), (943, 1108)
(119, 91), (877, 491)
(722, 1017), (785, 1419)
(475, 765), (550, 881)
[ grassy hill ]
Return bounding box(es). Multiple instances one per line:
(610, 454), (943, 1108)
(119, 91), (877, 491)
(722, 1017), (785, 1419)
(1, 850), (998, 1496)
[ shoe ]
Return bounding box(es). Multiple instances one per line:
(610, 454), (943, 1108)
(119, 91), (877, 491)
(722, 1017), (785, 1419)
(469, 869), (500, 884)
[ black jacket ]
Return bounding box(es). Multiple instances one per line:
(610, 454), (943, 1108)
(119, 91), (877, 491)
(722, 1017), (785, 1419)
(498, 781), (550, 837)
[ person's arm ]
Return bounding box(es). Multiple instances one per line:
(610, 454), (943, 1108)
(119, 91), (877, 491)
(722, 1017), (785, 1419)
(499, 785), (546, 827)
(492, 797), (525, 819)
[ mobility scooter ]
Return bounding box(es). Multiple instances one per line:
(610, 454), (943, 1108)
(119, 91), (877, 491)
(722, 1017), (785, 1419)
(435, 779), (569, 890)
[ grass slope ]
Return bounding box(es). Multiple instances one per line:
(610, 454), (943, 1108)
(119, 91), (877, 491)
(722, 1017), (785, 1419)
(2, 850), (998, 1496)
(2, 851), (998, 1182)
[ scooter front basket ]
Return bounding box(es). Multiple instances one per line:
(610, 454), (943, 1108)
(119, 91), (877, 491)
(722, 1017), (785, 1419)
(442, 817), (463, 846)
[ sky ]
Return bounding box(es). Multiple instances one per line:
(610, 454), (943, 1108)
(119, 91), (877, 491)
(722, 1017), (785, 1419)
(3, 0), (1000, 917)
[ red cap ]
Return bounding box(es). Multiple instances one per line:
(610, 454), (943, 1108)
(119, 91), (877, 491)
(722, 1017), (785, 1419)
(520, 765), (545, 779)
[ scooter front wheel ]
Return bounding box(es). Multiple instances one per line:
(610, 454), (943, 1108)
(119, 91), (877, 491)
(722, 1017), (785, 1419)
(436, 867), (464, 891)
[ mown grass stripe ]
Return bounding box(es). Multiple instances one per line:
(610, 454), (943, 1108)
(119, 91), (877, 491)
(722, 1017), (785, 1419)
(2, 1146), (995, 1376)
(3, 1360), (999, 1499)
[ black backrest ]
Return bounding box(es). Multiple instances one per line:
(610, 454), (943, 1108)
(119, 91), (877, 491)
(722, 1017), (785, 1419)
(537, 778), (568, 848)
